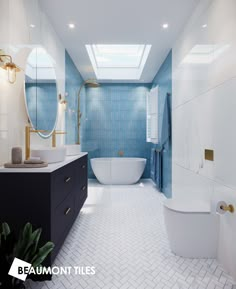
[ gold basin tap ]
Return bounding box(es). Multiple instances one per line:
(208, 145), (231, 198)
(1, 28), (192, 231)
(25, 126), (67, 160)
(52, 130), (67, 147)
(25, 126), (47, 160)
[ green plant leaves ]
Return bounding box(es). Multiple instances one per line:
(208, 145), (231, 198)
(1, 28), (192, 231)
(24, 228), (42, 261)
(0, 222), (54, 287)
(31, 242), (54, 268)
(0, 223), (11, 247)
(12, 222), (54, 268)
(13, 223), (33, 259)
(1, 223), (10, 238)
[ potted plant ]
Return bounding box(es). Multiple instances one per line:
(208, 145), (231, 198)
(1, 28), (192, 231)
(0, 222), (54, 289)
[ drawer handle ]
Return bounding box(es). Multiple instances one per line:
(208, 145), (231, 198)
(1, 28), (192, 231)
(82, 186), (86, 191)
(64, 177), (71, 183)
(65, 208), (71, 215)
(81, 164), (86, 169)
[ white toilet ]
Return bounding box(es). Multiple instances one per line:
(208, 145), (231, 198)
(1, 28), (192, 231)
(163, 199), (219, 258)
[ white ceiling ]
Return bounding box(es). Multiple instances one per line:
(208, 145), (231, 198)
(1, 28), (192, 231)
(40, 0), (199, 83)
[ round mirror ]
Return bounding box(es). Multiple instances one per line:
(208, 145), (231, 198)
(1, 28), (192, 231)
(24, 47), (58, 138)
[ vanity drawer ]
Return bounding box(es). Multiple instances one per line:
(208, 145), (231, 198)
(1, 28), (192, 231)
(51, 192), (75, 244)
(75, 183), (87, 207)
(76, 156), (87, 185)
(52, 163), (76, 208)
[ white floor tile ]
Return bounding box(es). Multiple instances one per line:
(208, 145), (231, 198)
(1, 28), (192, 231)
(27, 180), (235, 289)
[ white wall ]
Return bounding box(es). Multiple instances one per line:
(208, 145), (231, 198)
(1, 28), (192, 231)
(172, 0), (236, 279)
(0, 0), (66, 165)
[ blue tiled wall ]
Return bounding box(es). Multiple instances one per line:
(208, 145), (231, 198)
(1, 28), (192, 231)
(152, 51), (172, 198)
(82, 84), (152, 178)
(65, 50), (84, 144)
(25, 83), (57, 134)
(64, 48), (171, 186)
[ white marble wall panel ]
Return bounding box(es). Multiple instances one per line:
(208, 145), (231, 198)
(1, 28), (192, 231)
(0, 0), (10, 46)
(172, 0), (236, 280)
(172, 163), (213, 201)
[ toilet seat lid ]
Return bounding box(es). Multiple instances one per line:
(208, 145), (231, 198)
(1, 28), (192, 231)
(164, 199), (210, 213)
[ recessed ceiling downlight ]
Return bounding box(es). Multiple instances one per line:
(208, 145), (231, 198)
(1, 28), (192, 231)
(68, 23), (75, 29)
(162, 23), (169, 29)
(86, 44), (152, 80)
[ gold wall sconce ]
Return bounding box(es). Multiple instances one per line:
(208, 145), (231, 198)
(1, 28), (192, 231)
(0, 52), (21, 84)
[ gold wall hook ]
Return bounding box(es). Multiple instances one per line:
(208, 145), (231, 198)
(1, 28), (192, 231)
(220, 204), (234, 213)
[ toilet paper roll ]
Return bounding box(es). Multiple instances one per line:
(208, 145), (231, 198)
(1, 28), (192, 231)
(216, 201), (227, 215)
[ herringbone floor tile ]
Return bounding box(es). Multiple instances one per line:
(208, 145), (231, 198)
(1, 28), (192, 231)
(27, 180), (235, 289)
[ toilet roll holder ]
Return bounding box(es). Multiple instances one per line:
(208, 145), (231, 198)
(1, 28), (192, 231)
(220, 204), (234, 213)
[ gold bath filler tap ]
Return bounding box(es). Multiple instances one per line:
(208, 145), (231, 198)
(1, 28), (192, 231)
(118, 150), (124, 157)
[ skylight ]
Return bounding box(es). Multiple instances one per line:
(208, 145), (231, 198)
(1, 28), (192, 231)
(86, 44), (151, 80)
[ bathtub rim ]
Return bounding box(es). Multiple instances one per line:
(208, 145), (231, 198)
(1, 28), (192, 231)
(90, 157), (147, 162)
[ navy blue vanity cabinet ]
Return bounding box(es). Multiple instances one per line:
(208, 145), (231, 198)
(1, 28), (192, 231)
(0, 154), (88, 267)
(75, 155), (88, 214)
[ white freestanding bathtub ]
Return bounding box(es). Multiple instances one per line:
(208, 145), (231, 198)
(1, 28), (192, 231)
(90, 158), (146, 185)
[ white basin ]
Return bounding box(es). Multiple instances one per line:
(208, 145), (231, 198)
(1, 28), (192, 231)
(31, 147), (66, 163)
(65, 144), (81, 156)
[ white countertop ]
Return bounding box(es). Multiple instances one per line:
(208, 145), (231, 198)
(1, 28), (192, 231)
(0, 153), (88, 173)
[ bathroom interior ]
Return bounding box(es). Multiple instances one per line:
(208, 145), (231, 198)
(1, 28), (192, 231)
(0, 0), (236, 288)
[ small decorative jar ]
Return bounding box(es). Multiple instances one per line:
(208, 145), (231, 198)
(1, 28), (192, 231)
(11, 147), (22, 164)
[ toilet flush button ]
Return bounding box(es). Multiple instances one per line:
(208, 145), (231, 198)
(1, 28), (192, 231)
(205, 149), (214, 161)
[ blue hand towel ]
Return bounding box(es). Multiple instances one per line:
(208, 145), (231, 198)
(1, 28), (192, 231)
(150, 148), (156, 182)
(161, 93), (171, 147)
(155, 93), (171, 191)
(155, 149), (162, 190)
